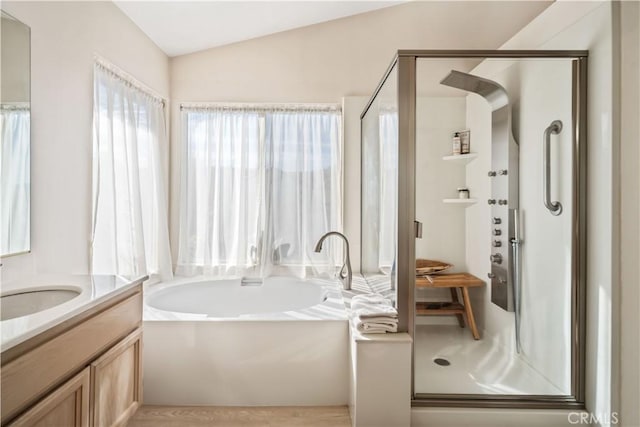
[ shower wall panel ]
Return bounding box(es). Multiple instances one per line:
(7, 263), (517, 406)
(465, 59), (574, 394)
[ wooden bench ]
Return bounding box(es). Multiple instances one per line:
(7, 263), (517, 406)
(415, 273), (484, 340)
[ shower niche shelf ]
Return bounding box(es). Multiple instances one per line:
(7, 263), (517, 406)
(442, 153), (478, 164)
(443, 198), (477, 206)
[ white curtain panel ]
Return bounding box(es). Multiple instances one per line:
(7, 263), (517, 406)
(177, 108), (262, 276)
(0, 106), (30, 255)
(91, 63), (172, 280)
(378, 109), (398, 270)
(177, 104), (342, 278)
(263, 108), (342, 277)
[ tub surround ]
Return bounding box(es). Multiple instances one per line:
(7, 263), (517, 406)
(143, 276), (350, 407)
(142, 273), (411, 417)
(1, 274), (146, 355)
(344, 276), (412, 427)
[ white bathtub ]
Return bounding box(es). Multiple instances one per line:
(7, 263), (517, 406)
(143, 276), (349, 406)
(147, 276), (329, 318)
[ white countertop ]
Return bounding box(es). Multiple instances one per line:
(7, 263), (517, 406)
(1, 274), (146, 352)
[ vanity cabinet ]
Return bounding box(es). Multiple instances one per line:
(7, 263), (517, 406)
(91, 329), (142, 427)
(1, 286), (143, 427)
(8, 368), (90, 427)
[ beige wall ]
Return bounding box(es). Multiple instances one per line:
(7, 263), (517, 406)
(618, 1), (639, 426)
(0, 1), (169, 282)
(169, 1), (552, 267)
(1, 14), (30, 103)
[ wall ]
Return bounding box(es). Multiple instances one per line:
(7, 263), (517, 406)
(341, 97), (367, 273)
(415, 97), (467, 272)
(168, 1), (552, 270)
(1, 14), (30, 103)
(465, 58), (574, 393)
(617, 1), (639, 426)
(0, 1), (169, 283)
(415, 96), (467, 315)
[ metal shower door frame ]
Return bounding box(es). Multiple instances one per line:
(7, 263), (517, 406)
(361, 50), (588, 409)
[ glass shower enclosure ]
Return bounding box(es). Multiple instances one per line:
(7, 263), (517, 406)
(360, 51), (587, 408)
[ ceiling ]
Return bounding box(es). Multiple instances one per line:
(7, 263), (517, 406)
(115, 1), (402, 57)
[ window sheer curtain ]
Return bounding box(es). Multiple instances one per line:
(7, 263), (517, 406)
(264, 108), (342, 277)
(378, 109), (398, 271)
(177, 107), (262, 276)
(177, 104), (342, 278)
(91, 62), (172, 281)
(0, 105), (30, 255)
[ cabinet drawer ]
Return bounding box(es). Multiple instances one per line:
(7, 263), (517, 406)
(1, 292), (141, 424)
(91, 329), (142, 427)
(8, 368), (90, 427)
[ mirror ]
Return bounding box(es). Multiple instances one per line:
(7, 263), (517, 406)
(1, 10), (30, 257)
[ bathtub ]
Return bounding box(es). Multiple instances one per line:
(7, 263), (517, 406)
(143, 276), (349, 406)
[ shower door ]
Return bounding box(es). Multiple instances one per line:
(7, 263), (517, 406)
(411, 53), (586, 406)
(361, 51), (587, 408)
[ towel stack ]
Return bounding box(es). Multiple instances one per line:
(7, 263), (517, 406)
(351, 294), (398, 334)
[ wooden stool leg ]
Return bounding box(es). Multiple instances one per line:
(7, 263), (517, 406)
(461, 287), (480, 340)
(449, 288), (465, 328)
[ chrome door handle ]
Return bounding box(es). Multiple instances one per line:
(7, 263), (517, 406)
(543, 120), (563, 216)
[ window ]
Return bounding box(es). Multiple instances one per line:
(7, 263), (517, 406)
(91, 61), (172, 280)
(177, 104), (342, 277)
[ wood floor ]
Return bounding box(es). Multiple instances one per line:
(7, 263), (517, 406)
(126, 405), (352, 427)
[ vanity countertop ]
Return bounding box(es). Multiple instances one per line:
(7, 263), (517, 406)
(1, 274), (146, 355)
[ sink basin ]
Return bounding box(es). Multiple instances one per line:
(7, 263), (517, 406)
(1, 288), (81, 321)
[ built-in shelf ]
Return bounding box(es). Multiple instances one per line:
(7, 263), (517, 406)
(443, 198), (477, 206)
(442, 153), (478, 164)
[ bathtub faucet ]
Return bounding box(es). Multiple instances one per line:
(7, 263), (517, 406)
(314, 231), (352, 291)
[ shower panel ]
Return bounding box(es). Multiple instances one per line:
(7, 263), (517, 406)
(440, 70), (519, 313)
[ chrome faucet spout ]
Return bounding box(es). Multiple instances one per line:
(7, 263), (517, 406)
(314, 231), (352, 291)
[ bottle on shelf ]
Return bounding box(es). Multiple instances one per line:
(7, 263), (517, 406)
(452, 132), (461, 155)
(460, 130), (471, 154)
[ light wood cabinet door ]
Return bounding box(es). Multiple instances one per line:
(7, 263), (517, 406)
(8, 367), (90, 427)
(90, 329), (142, 427)
(1, 291), (142, 424)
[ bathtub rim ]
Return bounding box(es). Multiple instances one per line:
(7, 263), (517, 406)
(143, 275), (349, 322)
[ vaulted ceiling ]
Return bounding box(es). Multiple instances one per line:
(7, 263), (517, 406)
(115, 1), (402, 57)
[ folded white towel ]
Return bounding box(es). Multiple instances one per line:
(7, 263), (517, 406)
(351, 293), (398, 319)
(355, 319), (398, 334)
(356, 316), (398, 325)
(352, 302), (399, 333)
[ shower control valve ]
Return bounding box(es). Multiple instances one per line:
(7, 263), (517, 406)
(493, 217), (502, 224)
(498, 169), (508, 176)
(490, 253), (503, 264)
(487, 273), (496, 279)
(488, 171), (497, 177)
(493, 240), (502, 247)
(488, 199), (496, 205)
(499, 277), (507, 284)
(493, 229), (502, 236)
